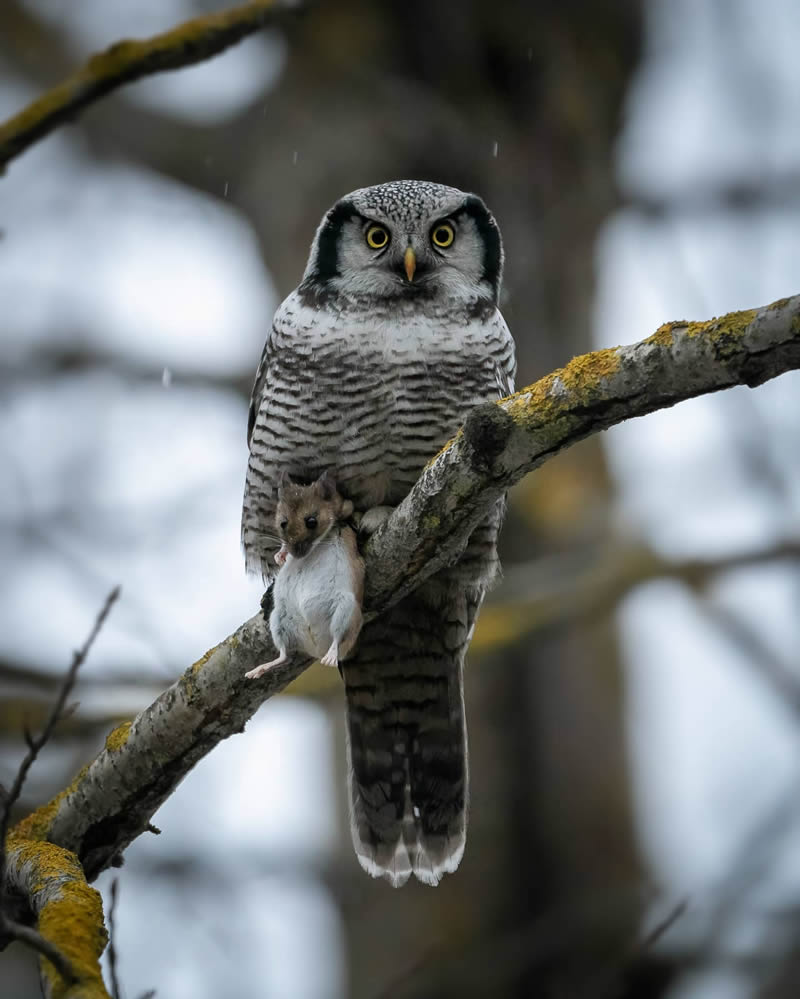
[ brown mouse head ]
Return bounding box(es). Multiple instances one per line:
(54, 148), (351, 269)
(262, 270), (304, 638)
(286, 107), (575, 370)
(275, 469), (354, 559)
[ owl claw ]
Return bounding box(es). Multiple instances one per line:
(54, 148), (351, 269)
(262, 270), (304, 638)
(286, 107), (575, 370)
(358, 505), (395, 538)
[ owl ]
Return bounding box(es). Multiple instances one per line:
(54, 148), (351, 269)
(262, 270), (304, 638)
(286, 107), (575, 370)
(242, 180), (516, 886)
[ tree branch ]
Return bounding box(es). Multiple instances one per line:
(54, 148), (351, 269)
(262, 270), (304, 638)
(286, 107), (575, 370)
(472, 538), (800, 655)
(13, 293), (800, 881)
(0, 0), (298, 170)
(1, 590), (119, 996)
(3, 840), (109, 998)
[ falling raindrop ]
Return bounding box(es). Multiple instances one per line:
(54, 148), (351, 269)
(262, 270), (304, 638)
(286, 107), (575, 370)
(492, 141), (499, 158)
(292, 151), (299, 166)
(223, 181), (229, 198)
(527, 47), (533, 61)
(161, 367), (173, 388)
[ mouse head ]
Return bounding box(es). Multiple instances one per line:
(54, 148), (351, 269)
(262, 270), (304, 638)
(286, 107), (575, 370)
(275, 470), (354, 558)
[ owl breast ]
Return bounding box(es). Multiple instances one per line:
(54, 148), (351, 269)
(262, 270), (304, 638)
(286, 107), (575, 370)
(243, 292), (513, 574)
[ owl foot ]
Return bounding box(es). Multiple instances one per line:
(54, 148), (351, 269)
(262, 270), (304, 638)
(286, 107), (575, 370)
(246, 650), (288, 679)
(358, 505), (395, 538)
(320, 642), (339, 668)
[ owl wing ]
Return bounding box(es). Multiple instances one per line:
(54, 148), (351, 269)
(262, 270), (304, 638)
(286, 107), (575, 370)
(242, 317), (285, 578)
(246, 325), (276, 450)
(492, 308), (517, 397)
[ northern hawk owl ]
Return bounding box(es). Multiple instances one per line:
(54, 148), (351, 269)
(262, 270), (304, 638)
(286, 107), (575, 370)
(242, 180), (516, 886)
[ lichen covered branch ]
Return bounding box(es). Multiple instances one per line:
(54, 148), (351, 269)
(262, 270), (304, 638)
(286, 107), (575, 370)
(0, 0), (295, 169)
(3, 839), (109, 998)
(1, 589), (119, 991)
(16, 293), (800, 881)
(364, 295), (800, 604)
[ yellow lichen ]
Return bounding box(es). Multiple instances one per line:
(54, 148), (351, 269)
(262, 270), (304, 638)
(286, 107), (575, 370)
(9, 840), (109, 997)
(426, 431), (460, 467)
(192, 642), (220, 674)
(503, 347), (621, 431)
(647, 309), (757, 348)
(560, 346), (622, 386)
(11, 763), (91, 843)
(708, 307), (757, 339)
(766, 296), (792, 312)
(645, 319), (689, 346)
(104, 720), (132, 753)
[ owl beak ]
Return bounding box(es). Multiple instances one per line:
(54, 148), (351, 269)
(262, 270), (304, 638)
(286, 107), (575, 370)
(403, 246), (417, 282)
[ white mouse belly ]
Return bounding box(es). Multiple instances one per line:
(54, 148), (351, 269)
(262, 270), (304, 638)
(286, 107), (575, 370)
(273, 537), (353, 659)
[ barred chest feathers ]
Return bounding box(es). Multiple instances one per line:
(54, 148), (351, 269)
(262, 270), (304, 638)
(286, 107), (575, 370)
(248, 291), (512, 514)
(242, 180), (517, 888)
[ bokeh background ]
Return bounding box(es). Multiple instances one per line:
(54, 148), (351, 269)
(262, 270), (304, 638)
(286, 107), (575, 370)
(2, 1), (800, 997)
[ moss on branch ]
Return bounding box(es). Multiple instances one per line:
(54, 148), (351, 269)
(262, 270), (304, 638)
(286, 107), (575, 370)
(4, 838), (109, 998)
(0, 0), (296, 169)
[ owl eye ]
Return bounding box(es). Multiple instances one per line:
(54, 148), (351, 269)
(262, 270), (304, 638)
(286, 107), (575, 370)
(431, 223), (455, 248)
(365, 225), (390, 250)
(305, 515), (318, 530)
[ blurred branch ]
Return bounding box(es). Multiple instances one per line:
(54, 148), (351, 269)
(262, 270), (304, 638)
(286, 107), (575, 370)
(0, 347), (253, 399)
(0, 697), (134, 747)
(625, 170), (800, 218)
(0, 0), (299, 170)
(0, 660), (168, 694)
(1, 589), (118, 997)
(703, 598), (800, 719)
(472, 538), (800, 655)
(11, 293), (800, 882)
(106, 879), (121, 999)
(280, 538), (800, 700)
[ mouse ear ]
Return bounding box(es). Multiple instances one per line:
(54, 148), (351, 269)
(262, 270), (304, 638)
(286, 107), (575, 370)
(316, 469), (336, 501)
(277, 469), (292, 496)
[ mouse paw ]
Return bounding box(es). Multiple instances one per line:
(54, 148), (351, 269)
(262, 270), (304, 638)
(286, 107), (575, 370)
(320, 644), (339, 668)
(246, 652), (288, 678)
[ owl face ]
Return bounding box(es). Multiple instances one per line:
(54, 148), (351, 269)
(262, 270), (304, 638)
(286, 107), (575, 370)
(298, 180), (503, 309)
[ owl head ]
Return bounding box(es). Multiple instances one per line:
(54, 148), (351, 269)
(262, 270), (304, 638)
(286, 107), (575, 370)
(298, 180), (503, 310)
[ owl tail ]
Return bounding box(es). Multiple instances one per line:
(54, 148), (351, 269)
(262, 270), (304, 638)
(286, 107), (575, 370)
(342, 583), (472, 887)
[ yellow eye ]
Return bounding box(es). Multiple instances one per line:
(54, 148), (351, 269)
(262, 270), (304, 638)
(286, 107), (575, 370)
(431, 223), (455, 248)
(365, 225), (390, 250)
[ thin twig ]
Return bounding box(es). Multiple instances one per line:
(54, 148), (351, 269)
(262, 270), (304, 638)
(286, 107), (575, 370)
(107, 878), (121, 999)
(638, 898), (689, 952)
(0, 913), (77, 983)
(0, 587), (120, 984)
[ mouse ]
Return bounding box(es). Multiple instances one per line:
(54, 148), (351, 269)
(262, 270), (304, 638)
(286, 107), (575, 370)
(245, 470), (364, 678)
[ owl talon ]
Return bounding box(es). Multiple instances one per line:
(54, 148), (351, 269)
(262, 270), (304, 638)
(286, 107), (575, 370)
(358, 505), (395, 538)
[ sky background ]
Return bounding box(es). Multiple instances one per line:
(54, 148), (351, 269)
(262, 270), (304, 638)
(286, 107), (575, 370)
(1, 1), (799, 997)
